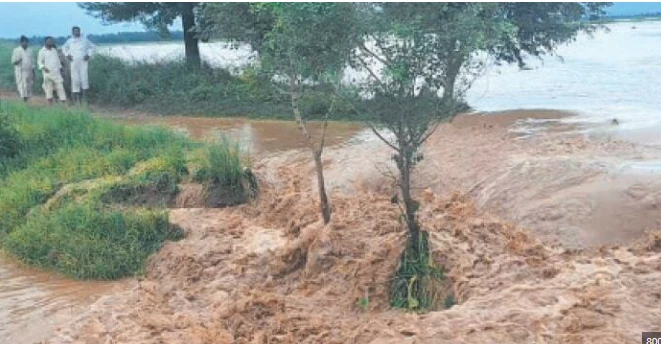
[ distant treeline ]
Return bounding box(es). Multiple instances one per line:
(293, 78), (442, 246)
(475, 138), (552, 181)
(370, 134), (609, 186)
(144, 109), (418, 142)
(3, 31), (184, 45)
(606, 11), (661, 19)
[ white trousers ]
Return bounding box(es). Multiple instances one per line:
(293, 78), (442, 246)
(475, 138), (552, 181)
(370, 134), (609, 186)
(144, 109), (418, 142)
(15, 68), (34, 98)
(70, 59), (89, 93)
(43, 74), (67, 101)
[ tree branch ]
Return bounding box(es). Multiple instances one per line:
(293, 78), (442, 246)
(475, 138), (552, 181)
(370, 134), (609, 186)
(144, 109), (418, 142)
(355, 54), (388, 91)
(369, 124), (400, 152)
(359, 40), (390, 68)
(318, 95), (336, 152)
(289, 76), (317, 153)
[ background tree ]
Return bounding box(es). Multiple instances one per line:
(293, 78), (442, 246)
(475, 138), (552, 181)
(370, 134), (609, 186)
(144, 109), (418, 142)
(248, 3), (359, 224)
(79, 2), (202, 66)
(197, 3), (275, 55)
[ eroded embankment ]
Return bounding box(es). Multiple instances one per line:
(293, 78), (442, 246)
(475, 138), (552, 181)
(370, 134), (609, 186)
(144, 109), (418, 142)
(48, 151), (661, 343)
(322, 110), (661, 248)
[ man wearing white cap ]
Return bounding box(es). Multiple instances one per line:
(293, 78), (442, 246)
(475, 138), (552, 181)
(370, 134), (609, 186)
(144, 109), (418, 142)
(62, 25), (96, 104)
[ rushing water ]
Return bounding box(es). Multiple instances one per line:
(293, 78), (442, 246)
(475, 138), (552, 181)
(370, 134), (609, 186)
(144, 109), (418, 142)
(4, 20), (661, 343)
(0, 116), (363, 343)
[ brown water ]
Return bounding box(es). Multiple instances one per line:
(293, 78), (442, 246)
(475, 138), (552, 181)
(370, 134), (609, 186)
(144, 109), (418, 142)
(104, 113), (364, 155)
(0, 113), (363, 343)
(7, 108), (661, 342)
(0, 254), (131, 344)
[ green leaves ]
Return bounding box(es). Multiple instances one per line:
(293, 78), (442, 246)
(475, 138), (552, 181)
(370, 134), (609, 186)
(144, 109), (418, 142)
(256, 3), (359, 82)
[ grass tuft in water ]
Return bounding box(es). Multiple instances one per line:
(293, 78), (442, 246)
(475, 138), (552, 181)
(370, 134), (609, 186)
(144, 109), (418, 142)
(390, 230), (445, 311)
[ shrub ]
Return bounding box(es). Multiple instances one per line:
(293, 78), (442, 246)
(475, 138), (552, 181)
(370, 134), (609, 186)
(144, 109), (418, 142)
(193, 138), (258, 206)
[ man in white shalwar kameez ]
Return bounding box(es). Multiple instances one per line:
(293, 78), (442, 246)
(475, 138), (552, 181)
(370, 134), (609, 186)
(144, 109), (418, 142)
(63, 26), (95, 105)
(38, 37), (67, 104)
(11, 36), (35, 102)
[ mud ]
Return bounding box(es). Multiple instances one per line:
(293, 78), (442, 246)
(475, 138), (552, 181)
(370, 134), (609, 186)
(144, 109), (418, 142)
(46, 158), (661, 344)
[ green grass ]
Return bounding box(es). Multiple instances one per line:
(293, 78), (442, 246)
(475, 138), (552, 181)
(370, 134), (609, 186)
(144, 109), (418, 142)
(191, 138), (258, 206)
(0, 101), (251, 279)
(193, 138), (244, 187)
(390, 230), (445, 311)
(4, 203), (183, 280)
(0, 43), (360, 121)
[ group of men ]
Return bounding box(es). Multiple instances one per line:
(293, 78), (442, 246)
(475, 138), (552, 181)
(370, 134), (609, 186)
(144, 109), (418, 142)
(11, 26), (96, 104)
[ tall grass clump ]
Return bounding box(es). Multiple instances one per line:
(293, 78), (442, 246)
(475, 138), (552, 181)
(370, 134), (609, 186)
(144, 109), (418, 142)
(4, 203), (183, 279)
(194, 138), (244, 187)
(0, 101), (252, 279)
(193, 138), (257, 205)
(390, 231), (445, 311)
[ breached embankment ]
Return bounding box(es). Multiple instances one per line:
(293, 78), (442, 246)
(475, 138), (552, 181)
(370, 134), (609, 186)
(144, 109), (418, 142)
(47, 110), (661, 342)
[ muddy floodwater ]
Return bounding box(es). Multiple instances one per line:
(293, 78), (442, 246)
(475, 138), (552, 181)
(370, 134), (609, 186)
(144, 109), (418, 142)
(5, 20), (661, 343)
(0, 255), (130, 344)
(0, 114), (364, 344)
(104, 113), (365, 155)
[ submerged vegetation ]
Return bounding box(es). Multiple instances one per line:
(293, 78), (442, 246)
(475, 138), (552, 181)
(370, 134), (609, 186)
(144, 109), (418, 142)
(0, 102), (252, 279)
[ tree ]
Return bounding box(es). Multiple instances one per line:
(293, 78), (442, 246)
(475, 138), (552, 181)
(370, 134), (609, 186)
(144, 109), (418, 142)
(79, 2), (202, 66)
(430, 2), (611, 102)
(247, 3), (359, 224)
(351, 2), (610, 310)
(490, 3), (611, 68)
(197, 3), (275, 55)
(351, 3), (483, 310)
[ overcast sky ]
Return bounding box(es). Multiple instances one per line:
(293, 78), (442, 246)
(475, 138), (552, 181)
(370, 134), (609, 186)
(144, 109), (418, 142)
(0, 2), (182, 39)
(1, 2), (660, 39)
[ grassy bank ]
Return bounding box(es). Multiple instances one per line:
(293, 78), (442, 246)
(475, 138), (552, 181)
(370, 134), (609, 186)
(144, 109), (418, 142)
(0, 101), (252, 279)
(0, 43), (358, 120)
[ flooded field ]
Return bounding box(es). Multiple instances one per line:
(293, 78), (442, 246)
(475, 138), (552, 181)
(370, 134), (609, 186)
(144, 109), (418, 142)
(4, 19), (661, 343)
(0, 255), (130, 344)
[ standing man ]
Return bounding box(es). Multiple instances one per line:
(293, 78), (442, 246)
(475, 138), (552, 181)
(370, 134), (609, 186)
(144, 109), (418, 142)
(38, 37), (67, 105)
(62, 26), (95, 105)
(11, 36), (35, 102)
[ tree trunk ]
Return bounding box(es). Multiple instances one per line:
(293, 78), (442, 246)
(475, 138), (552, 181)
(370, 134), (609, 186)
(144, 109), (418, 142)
(289, 80), (332, 224)
(395, 143), (419, 247)
(442, 54), (464, 102)
(181, 2), (201, 67)
(313, 151), (331, 224)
